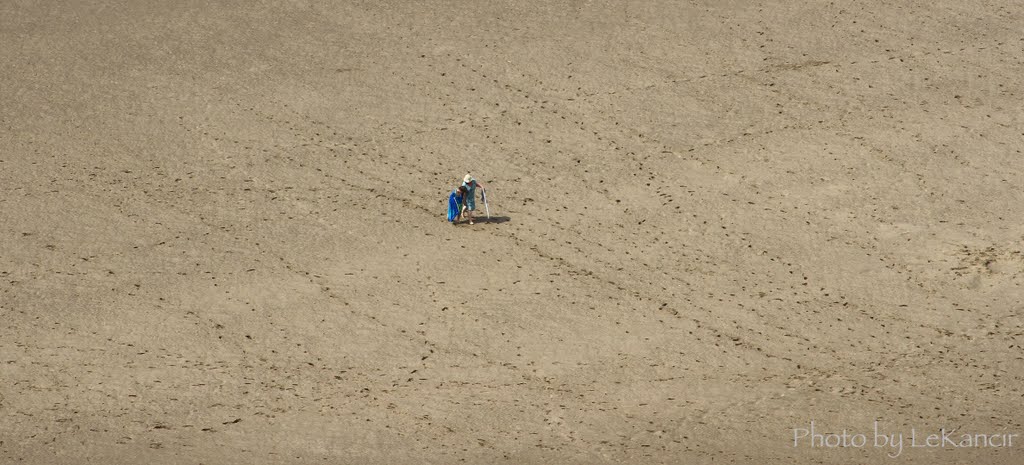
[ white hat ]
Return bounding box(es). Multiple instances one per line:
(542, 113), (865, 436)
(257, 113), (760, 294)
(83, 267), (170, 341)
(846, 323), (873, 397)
(463, 174), (473, 184)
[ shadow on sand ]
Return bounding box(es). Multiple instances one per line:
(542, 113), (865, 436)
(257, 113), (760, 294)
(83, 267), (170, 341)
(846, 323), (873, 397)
(453, 216), (511, 225)
(481, 216), (511, 224)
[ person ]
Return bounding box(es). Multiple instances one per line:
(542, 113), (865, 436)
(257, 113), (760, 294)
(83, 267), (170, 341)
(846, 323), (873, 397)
(460, 174), (484, 225)
(449, 184), (469, 225)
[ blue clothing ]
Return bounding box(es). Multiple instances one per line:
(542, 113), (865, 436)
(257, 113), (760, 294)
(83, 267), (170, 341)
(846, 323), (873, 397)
(447, 190), (462, 222)
(461, 181), (479, 211)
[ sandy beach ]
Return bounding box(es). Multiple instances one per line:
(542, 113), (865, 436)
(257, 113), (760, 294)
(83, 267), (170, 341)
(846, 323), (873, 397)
(1, 1), (1022, 463)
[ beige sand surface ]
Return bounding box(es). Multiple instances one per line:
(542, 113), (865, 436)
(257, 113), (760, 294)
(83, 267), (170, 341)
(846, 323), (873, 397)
(2, 1), (1022, 463)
